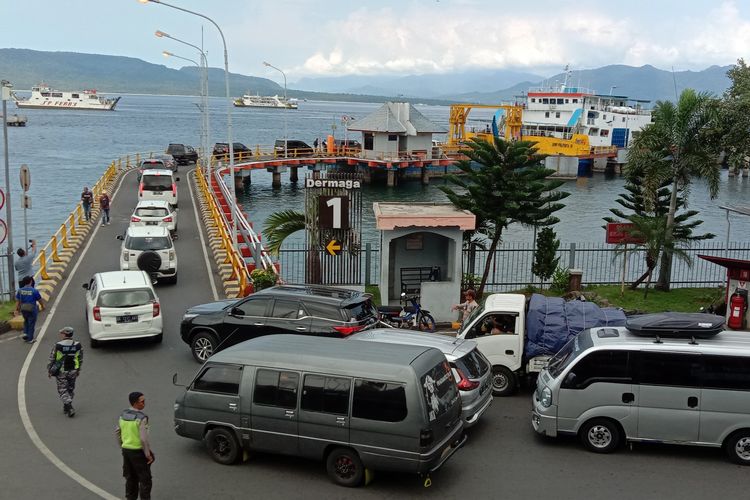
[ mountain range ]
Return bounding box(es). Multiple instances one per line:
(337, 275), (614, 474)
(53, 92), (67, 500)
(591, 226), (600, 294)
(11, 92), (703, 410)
(0, 48), (735, 104)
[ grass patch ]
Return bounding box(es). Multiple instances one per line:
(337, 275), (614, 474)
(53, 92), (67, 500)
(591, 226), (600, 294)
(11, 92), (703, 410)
(582, 285), (725, 313)
(0, 300), (17, 321)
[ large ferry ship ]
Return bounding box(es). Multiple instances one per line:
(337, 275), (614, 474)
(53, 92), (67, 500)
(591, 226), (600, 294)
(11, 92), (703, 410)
(12, 84), (121, 110)
(233, 93), (298, 109)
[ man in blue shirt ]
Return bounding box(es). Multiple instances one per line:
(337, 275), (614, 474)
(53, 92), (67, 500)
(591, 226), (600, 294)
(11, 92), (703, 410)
(15, 276), (43, 343)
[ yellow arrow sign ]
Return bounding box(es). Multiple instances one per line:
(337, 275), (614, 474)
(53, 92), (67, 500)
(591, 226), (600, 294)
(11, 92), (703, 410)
(326, 239), (342, 256)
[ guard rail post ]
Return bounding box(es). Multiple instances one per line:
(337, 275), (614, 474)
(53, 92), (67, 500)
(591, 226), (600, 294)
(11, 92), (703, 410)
(68, 214), (78, 237)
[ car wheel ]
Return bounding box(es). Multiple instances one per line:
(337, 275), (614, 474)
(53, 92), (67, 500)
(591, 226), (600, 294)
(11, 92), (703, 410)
(580, 418), (621, 454)
(418, 312), (436, 332)
(90, 337), (100, 348)
(152, 333), (163, 344)
(191, 331), (218, 363)
(724, 430), (750, 465)
(204, 428), (241, 465)
(166, 274), (178, 285)
(491, 365), (516, 396)
(326, 447), (364, 487)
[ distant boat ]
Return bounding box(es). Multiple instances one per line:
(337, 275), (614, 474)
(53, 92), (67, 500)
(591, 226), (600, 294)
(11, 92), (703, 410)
(1, 114), (27, 126)
(12, 83), (121, 111)
(233, 93), (298, 109)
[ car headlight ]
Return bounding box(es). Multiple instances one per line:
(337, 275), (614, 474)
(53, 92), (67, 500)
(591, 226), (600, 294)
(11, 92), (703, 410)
(541, 386), (552, 408)
(182, 313), (198, 321)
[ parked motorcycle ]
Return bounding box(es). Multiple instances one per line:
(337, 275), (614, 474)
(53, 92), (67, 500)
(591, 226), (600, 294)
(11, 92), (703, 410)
(377, 293), (437, 332)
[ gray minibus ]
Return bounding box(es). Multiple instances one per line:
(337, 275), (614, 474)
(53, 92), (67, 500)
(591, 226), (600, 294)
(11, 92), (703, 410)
(174, 334), (466, 486)
(532, 317), (750, 465)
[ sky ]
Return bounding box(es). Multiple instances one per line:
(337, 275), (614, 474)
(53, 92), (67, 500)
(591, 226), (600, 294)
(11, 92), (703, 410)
(3, 0), (750, 83)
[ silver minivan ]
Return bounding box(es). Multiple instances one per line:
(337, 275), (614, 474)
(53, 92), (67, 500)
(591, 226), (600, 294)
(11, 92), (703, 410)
(532, 316), (750, 465)
(349, 329), (493, 427)
(174, 335), (466, 486)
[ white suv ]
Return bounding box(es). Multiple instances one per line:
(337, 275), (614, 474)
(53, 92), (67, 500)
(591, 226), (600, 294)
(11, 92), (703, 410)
(139, 169), (178, 207)
(83, 271), (163, 347)
(131, 200), (178, 234)
(117, 226), (178, 284)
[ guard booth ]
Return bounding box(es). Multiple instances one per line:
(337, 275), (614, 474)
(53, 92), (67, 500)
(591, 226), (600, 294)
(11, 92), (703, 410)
(373, 202), (475, 323)
(699, 255), (750, 330)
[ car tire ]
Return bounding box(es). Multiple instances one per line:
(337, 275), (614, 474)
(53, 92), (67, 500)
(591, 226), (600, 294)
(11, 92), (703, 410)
(166, 274), (178, 285)
(152, 333), (163, 344)
(326, 447), (364, 487)
(491, 365), (517, 396)
(580, 418), (621, 454)
(191, 331), (218, 363)
(724, 430), (750, 465)
(90, 337), (100, 348)
(204, 428), (241, 465)
(418, 312), (436, 332)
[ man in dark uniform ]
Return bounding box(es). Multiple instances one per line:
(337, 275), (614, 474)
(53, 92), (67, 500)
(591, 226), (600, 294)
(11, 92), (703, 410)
(116, 392), (154, 500)
(47, 326), (83, 417)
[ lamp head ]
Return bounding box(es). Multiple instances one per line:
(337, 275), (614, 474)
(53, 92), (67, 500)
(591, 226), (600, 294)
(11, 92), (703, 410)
(163, 51), (173, 58)
(263, 62), (271, 67)
(155, 30), (168, 38)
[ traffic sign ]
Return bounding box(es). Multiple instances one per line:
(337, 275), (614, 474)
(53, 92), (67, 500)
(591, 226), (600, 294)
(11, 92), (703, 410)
(326, 239), (342, 256)
(606, 222), (645, 245)
(0, 218), (7, 245)
(319, 195), (349, 230)
(0, 188), (5, 210)
(19, 164), (30, 192)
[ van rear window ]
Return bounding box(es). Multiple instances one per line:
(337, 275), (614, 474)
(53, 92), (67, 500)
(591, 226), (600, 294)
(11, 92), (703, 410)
(344, 300), (377, 324)
(98, 289), (154, 308)
(421, 360), (459, 422)
(455, 348), (489, 379)
(135, 207), (169, 217)
(142, 176), (172, 191)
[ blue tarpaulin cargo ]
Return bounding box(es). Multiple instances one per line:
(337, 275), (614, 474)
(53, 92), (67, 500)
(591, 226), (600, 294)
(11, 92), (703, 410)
(524, 294), (626, 358)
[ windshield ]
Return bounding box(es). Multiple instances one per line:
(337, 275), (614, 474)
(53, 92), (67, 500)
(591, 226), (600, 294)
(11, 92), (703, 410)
(135, 207), (169, 217)
(459, 302), (485, 335)
(98, 289), (154, 308)
(125, 236), (172, 251)
(547, 331), (594, 379)
(142, 176), (172, 191)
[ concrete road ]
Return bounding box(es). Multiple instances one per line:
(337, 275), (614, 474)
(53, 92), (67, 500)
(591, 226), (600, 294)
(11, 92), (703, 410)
(2, 168), (749, 499)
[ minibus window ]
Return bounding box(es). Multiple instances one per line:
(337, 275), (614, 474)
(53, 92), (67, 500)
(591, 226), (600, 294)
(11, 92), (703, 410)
(420, 360), (460, 422)
(254, 369), (299, 409)
(302, 375), (351, 414)
(193, 365), (242, 395)
(639, 352), (701, 387)
(702, 355), (750, 391)
(561, 350), (631, 389)
(352, 380), (407, 422)
(548, 333), (593, 379)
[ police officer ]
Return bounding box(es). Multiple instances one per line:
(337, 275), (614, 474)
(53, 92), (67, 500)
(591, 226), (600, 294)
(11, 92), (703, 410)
(116, 392), (154, 500)
(47, 327), (83, 417)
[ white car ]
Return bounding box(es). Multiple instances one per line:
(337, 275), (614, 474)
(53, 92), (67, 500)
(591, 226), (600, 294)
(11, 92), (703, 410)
(139, 169), (179, 207)
(83, 271), (163, 347)
(117, 226), (178, 284)
(131, 200), (177, 234)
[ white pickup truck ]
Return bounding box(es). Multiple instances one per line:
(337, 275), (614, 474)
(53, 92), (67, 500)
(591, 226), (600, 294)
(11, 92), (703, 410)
(455, 293), (625, 396)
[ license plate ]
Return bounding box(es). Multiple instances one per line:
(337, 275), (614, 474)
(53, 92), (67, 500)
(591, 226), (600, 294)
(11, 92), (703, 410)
(116, 314), (138, 324)
(146, 221), (158, 226)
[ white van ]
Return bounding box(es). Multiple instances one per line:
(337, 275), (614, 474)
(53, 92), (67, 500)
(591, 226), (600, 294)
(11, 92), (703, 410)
(531, 313), (750, 465)
(139, 169), (178, 207)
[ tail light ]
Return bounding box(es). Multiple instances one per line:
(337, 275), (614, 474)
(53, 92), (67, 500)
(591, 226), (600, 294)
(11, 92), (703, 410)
(139, 184), (143, 197)
(172, 183), (177, 196)
(122, 251), (129, 262)
(131, 216), (141, 222)
(153, 302), (160, 317)
(169, 250), (175, 261)
(455, 368), (480, 391)
(163, 216), (172, 222)
(420, 429), (434, 447)
(332, 324), (365, 336)
(93, 306), (101, 321)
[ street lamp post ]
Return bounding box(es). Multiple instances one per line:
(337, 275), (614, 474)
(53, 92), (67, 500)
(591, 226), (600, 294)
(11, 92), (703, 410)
(141, 0), (237, 255)
(263, 61), (287, 158)
(1, 80), (14, 297)
(159, 41), (209, 172)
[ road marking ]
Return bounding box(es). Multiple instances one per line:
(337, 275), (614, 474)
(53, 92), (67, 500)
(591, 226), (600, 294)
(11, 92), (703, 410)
(0, 333), (23, 344)
(188, 168), (219, 301)
(17, 169), (134, 500)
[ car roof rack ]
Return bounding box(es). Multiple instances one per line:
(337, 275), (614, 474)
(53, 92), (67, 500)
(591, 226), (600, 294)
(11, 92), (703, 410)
(625, 312), (725, 340)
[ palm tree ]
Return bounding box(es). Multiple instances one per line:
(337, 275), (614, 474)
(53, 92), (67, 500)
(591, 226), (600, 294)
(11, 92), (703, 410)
(440, 137), (568, 297)
(626, 89), (720, 290)
(263, 209), (305, 255)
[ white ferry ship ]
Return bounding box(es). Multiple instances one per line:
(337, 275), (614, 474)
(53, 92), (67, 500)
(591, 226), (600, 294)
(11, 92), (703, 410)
(233, 93), (298, 109)
(13, 84), (121, 111)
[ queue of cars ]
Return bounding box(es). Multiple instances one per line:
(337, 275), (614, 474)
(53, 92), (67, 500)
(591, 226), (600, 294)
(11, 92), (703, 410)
(83, 154), (184, 348)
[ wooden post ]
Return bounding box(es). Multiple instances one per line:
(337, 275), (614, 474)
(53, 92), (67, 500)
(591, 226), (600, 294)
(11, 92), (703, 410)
(289, 166), (298, 183)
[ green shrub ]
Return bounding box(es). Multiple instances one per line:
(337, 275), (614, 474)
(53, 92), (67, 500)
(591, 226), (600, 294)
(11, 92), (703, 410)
(550, 267), (570, 293)
(250, 268), (278, 291)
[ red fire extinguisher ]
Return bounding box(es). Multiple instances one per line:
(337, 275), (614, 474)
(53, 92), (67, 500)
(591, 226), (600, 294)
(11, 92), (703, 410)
(728, 289), (748, 330)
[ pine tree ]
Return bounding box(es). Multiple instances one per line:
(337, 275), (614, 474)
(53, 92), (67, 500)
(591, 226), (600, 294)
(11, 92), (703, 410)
(532, 227), (560, 288)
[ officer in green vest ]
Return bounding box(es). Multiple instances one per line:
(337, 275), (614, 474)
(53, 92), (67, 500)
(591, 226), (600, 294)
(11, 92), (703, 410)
(116, 392), (154, 500)
(47, 326), (83, 416)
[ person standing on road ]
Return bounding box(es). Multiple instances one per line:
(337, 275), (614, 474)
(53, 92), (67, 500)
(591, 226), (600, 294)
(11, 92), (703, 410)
(14, 239), (37, 287)
(81, 186), (94, 221)
(47, 326), (83, 416)
(99, 191), (111, 226)
(451, 289), (479, 323)
(116, 392), (154, 500)
(15, 276), (43, 343)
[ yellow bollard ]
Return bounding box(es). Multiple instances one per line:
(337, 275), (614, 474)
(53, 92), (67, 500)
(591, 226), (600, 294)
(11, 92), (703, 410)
(51, 235), (61, 262)
(60, 223), (72, 249)
(39, 250), (50, 281)
(68, 214), (78, 237)
(76, 204), (85, 225)
(136, 153), (141, 165)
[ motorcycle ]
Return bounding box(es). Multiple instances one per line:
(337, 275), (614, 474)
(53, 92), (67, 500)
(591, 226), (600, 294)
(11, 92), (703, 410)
(377, 292), (437, 332)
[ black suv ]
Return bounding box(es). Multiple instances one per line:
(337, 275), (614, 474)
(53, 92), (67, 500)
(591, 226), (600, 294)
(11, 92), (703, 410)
(213, 142), (251, 162)
(166, 144), (198, 165)
(180, 284), (379, 362)
(274, 139), (313, 157)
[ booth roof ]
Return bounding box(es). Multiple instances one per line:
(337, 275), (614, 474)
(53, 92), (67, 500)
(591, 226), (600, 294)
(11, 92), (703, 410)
(698, 254), (750, 271)
(373, 202), (476, 230)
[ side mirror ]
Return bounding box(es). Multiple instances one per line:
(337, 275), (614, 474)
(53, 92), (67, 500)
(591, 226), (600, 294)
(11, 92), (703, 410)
(230, 307), (243, 317)
(82, 283), (89, 290)
(175, 177), (181, 182)
(564, 372), (577, 387)
(116, 235), (124, 241)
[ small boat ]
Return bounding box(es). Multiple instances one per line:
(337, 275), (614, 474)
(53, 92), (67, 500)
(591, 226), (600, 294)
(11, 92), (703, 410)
(12, 83), (121, 111)
(233, 93), (298, 109)
(1, 114), (27, 127)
